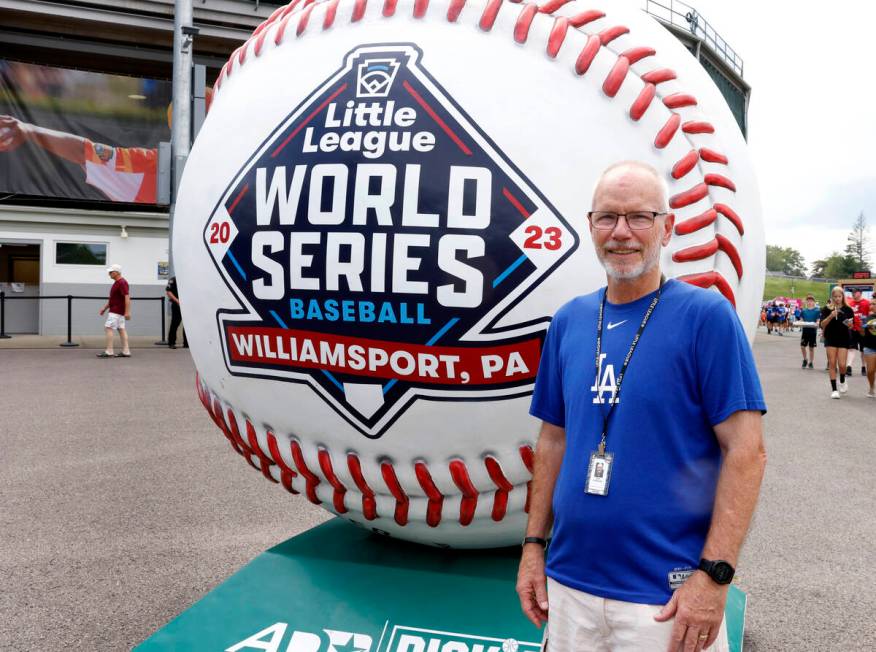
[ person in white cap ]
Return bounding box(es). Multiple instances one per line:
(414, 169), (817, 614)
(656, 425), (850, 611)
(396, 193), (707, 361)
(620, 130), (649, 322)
(97, 263), (131, 358)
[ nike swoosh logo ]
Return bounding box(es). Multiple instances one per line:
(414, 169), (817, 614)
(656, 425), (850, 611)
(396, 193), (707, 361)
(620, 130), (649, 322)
(607, 320), (628, 330)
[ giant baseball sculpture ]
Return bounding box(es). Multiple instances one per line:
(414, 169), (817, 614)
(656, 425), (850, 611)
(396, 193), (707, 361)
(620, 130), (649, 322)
(175, 0), (764, 547)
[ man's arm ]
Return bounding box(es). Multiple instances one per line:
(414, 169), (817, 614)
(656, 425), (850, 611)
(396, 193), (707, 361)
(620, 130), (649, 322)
(99, 302), (109, 315)
(655, 409), (766, 651)
(516, 420), (566, 628)
(166, 290), (180, 305)
(124, 294), (131, 320)
(0, 115), (87, 164)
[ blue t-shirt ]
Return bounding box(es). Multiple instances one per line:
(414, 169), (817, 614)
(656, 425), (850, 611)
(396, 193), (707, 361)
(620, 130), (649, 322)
(800, 307), (820, 325)
(530, 279), (766, 604)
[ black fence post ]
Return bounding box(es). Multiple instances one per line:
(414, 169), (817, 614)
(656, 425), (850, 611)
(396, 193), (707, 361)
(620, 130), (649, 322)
(0, 291), (11, 339)
(59, 295), (79, 347)
(154, 296), (168, 345)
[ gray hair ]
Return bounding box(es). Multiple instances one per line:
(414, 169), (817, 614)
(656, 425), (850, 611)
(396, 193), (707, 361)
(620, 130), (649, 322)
(591, 160), (670, 213)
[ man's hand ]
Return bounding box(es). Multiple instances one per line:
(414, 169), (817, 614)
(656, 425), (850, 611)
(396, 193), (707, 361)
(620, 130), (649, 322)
(124, 312), (131, 320)
(516, 544), (549, 628)
(654, 571), (727, 651)
(99, 307), (106, 316)
(0, 115), (31, 152)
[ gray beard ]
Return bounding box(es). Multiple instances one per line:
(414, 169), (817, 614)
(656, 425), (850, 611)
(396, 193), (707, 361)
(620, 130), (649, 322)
(597, 242), (662, 280)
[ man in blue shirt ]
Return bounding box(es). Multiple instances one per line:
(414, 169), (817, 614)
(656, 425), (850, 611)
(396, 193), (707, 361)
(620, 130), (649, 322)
(516, 161), (767, 651)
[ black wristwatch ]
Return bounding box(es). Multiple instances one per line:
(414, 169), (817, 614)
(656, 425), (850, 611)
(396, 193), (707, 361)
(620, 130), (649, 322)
(521, 536), (547, 548)
(698, 558), (735, 585)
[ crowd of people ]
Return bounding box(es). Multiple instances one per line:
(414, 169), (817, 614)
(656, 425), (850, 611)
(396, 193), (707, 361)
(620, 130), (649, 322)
(762, 288), (875, 399)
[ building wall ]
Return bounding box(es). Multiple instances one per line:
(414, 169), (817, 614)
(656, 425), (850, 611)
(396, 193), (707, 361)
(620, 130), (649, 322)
(0, 205), (170, 335)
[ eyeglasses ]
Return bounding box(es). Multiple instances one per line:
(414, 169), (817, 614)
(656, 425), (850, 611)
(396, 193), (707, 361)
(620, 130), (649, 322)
(587, 211), (664, 230)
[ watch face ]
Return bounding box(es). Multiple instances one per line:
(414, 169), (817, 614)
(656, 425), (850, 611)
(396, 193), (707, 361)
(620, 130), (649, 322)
(713, 562), (734, 583)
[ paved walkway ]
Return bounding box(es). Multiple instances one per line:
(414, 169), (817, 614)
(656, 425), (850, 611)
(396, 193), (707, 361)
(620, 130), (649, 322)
(0, 334), (170, 349)
(1, 331), (874, 650)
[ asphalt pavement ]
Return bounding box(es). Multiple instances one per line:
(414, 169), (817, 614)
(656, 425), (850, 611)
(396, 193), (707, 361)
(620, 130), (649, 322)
(0, 330), (874, 650)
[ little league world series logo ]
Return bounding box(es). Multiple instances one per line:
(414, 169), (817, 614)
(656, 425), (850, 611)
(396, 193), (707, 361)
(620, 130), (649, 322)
(204, 44), (578, 437)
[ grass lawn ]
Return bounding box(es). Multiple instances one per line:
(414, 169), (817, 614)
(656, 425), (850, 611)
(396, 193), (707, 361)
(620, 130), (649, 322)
(762, 277), (832, 301)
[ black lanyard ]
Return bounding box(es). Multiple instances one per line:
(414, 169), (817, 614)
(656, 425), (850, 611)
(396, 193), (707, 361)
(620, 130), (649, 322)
(594, 281), (663, 455)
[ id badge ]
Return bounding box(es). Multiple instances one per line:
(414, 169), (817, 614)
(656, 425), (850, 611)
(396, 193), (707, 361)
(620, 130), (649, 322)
(585, 451), (613, 496)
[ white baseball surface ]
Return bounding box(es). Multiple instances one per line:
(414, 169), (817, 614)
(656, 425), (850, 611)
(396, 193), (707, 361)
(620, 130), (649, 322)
(175, 0), (764, 547)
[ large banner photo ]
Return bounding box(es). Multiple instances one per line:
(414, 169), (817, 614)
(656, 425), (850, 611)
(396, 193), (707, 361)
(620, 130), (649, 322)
(0, 60), (171, 204)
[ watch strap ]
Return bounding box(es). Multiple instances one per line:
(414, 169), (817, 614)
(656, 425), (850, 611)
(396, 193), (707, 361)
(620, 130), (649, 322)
(522, 536), (547, 548)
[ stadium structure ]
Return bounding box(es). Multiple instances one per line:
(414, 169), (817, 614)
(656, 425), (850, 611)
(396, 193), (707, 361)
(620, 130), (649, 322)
(0, 0), (749, 336)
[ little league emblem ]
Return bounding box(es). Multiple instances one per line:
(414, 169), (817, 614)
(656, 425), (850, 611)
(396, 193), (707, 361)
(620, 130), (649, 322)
(204, 44), (578, 437)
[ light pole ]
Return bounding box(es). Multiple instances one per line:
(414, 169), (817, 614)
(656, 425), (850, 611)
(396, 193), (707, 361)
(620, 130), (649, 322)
(169, 0), (196, 276)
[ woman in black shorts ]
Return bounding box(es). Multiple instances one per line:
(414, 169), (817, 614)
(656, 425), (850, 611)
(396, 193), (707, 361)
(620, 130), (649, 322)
(820, 286), (855, 399)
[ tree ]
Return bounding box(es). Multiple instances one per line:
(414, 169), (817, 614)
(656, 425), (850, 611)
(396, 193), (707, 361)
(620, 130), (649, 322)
(765, 245), (806, 276)
(811, 251), (856, 279)
(843, 212), (872, 271)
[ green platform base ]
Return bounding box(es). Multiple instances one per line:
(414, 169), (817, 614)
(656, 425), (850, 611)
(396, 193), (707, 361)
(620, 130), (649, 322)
(137, 519), (746, 651)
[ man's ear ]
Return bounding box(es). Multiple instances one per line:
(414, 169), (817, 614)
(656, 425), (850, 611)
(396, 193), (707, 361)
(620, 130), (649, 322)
(661, 213), (675, 245)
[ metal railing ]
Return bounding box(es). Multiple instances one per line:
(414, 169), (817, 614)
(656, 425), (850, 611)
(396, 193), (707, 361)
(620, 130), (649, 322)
(644, 0), (744, 78)
(0, 292), (168, 347)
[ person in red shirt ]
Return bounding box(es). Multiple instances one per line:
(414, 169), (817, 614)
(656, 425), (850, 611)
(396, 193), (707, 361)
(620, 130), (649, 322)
(97, 264), (131, 358)
(847, 289), (872, 376)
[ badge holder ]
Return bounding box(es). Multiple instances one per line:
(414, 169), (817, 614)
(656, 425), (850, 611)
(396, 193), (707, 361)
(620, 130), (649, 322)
(585, 450), (613, 496)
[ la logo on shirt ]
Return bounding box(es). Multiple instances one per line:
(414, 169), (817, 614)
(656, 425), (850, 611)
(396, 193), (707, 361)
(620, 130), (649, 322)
(591, 353), (619, 405)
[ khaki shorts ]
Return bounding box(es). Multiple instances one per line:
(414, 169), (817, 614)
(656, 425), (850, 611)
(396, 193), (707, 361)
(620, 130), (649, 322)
(105, 312), (126, 330)
(545, 577), (730, 652)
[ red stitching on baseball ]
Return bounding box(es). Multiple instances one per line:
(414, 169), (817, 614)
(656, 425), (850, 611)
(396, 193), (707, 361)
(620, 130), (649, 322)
(538, 0), (573, 13)
(381, 461), (409, 526)
(352, 0), (367, 22)
(716, 234), (743, 278)
(673, 238), (718, 262)
(715, 203), (744, 235)
(567, 8), (604, 27)
(383, 0), (398, 17)
(246, 420), (278, 482)
(670, 182), (708, 208)
(449, 460), (478, 526)
(479, 0), (503, 32)
(602, 56), (629, 98)
(297, 3), (316, 35)
(654, 114), (681, 149)
(266, 431), (300, 491)
(514, 4), (539, 44)
(318, 449), (348, 513)
(683, 120), (715, 135)
(663, 92), (697, 109)
(347, 453), (377, 520)
(274, 11), (294, 44)
(675, 208), (717, 236)
(599, 25), (629, 45)
(447, 0), (466, 22)
(415, 462), (444, 527)
(699, 147), (728, 165)
(484, 456), (513, 522)
(223, 409), (253, 457)
(575, 34), (601, 75)
(413, 0), (429, 18)
(671, 150), (699, 179)
(678, 271), (735, 306)
(290, 440), (322, 505)
(705, 173), (736, 192)
(642, 68), (676, 84)
(629, 83), (655, 121)
(323, 0), (340, 28)
(546, 17), (569, 58)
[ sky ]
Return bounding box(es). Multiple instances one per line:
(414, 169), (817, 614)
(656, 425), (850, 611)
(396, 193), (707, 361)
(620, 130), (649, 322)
(662, 0), (876, 271)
